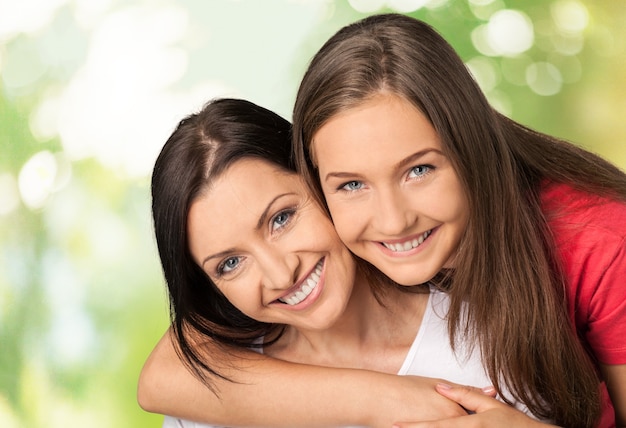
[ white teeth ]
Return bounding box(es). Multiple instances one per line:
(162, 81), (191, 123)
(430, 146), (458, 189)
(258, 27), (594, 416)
(383, 230), (432, 253)
(278, 260), (323, 306)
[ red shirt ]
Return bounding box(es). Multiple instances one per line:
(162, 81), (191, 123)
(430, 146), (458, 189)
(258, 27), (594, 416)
(541, 182), (626, 427)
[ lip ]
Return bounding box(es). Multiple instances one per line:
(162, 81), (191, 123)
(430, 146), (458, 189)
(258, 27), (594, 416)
(377, 227), (438, 257)
(270, 258), (325, 310)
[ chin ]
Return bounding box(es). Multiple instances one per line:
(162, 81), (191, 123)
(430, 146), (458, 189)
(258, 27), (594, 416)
(392, 277), (423, 287)
(383, 269), (434, 287)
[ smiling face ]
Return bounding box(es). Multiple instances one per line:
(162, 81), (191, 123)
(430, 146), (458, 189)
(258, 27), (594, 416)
(187, 158), (356, 331)
(312, 93), (469, 286)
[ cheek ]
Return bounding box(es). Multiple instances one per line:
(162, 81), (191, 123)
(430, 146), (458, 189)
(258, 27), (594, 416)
(424, 176), (467, 221)
(325, 202), (357, 239)
(300, 210), (345, 248)
(445, 183), (469, 223)
(214, 272), (263, 314)
(218, 288), (250, 314)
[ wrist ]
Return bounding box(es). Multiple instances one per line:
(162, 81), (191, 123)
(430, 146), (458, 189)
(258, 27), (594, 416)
(339, 370), (400, 427)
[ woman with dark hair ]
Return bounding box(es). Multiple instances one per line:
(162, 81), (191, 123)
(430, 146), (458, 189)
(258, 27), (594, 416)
(140, 13), (626, 428)
(147, 97), (530, 428)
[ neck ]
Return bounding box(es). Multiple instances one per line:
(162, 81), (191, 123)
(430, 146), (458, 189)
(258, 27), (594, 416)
(267, 269), (429, 374)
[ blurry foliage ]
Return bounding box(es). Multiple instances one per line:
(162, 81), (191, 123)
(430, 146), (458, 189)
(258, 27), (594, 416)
(0, 0), (624, 426)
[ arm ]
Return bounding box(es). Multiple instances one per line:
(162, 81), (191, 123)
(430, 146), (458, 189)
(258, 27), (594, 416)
(600, 363), (626, 427)
(392, 366), (626, 428)
(138, 329), (467, 427)
(392, 383), (558, 428)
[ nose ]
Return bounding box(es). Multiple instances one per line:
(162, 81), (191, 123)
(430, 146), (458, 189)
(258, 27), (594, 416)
(371, 186), (417, 236)
(256, 246), (299, 291)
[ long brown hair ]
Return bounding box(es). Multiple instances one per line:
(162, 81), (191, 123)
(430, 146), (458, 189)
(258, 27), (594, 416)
(292, 13), (626, 427)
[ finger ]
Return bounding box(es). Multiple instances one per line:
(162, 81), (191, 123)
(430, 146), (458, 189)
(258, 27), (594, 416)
(434, 383), (502, 413)
(392, 422), (432, 428)
(481, 385), (497, 398)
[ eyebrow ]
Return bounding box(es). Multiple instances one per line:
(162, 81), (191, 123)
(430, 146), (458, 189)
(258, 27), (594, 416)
(200, 192), (295, 268)
(323, 148), (442, 181)
(256, 193), (294, 230)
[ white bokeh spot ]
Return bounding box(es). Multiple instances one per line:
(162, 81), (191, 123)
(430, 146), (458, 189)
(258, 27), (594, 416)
(18, 151), (58, 209)
(551, 0), (589, 34)
(348, 0), (385, 13)
(387, 0), (430, 13)
(0, 173), (20, 215)
(526, 61), (563, 96)
(485, 9), (534, 56)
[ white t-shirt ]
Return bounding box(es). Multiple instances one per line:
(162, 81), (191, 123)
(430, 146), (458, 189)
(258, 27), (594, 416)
(163, 288), (545, 427)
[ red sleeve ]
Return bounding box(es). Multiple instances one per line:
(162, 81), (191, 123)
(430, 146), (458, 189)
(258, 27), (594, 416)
(579, 233), (626, 364)
(542, 183), (626, 365)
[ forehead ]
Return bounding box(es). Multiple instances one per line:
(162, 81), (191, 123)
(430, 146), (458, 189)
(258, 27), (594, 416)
(213, 157), (297, 188)
(194, 158), (302, 219)
(187, 158), (304, 257)
(312, 94), (441, 167)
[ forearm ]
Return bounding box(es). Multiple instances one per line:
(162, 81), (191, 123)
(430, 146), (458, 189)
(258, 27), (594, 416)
(138, 330), (464, 427)
(139, 332), (368, 426)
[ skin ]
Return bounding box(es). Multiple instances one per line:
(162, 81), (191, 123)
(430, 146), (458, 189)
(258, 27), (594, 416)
(139, 109), (569, 426)
(187, 159), (356, 334)
(140, 334), (472, 427)
(312, 92), (626, 426)
(187, 158), (435, 370)
(313, 92), (469, 287)
(159, 157), (478, 426)
(143, 157), (551, 426)
(393, 384), (549, 428)
(141, 95), (626, 426)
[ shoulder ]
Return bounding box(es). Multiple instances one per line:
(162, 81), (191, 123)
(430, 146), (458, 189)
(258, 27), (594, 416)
(539, 181), (626, 272)
(540, 181), (626, 241)
(541, 183), (626, 364)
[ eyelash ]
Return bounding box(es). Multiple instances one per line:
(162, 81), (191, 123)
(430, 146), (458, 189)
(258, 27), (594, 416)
(271, 208), (296, 232)
(336, 165), (435, 193)
(216, 256), (241, 277)
(214, 207), (298, 277)
(338, 180), (364, 192)
(408, 164), (433, 179)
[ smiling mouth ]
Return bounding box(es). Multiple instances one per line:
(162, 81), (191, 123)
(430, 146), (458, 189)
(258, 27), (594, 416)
(278, 259), (323, 306)
(381, 229), (433, 253)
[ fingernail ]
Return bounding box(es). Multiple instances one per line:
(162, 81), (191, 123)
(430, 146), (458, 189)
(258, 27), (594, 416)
(481, 386), (496, 394)
(436, 382), (453, 390)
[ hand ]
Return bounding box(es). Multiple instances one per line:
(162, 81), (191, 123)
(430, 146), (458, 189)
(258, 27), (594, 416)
(362, 376), (471, 427)
(392, 383), (556, 428)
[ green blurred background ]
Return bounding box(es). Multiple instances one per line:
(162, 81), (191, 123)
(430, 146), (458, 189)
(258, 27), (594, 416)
(1, 0), (624, 426)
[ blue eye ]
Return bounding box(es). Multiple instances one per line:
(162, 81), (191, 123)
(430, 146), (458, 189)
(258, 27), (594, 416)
(408, 165), (431, 178)
(218, 256), (240, 275)
(341, 181), (364, 191)
(271, 209), (294, 231)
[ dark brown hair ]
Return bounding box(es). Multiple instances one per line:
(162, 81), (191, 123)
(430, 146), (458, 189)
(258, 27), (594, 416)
(292, 13), (626, 427)
(151, 98), (294, 386)
(151, 97), (397, 391)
